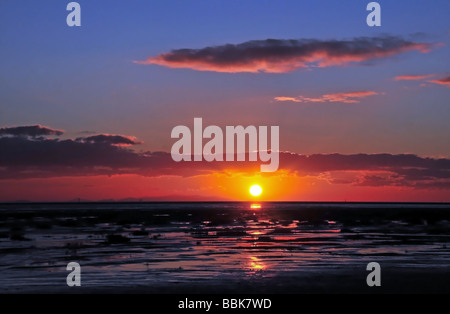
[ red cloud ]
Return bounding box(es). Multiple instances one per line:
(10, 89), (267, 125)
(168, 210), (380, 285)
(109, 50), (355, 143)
(429, 76), (450, 87)
(273, 96), (302, 103)
(135, 36), (434, 73)
(275, 91), (379, 104)
(394, 74), (436, 81)
(393, 73), (450, 88)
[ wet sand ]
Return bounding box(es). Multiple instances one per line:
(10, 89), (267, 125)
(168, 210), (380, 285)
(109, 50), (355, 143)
(1, 202), (450, 294)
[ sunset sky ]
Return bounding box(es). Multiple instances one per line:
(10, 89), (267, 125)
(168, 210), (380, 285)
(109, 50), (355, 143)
(0, 0), (449, 202)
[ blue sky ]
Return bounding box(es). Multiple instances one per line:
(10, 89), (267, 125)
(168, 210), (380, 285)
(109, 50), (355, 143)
(0, 1), (450, 201)
(1, 0), (449, 155)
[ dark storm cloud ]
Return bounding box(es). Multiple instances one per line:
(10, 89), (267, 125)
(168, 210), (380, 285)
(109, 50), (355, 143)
(279, 153), (450, 189)
(77, 134), (143, 146)
(0, 125), (64, 137)
(0, 136), (140, 171)
(136, 36), (434, 73)
(279, 153), (450, 174)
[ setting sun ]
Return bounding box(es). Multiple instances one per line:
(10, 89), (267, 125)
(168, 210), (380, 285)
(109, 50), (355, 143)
(249, 184), (262, 197)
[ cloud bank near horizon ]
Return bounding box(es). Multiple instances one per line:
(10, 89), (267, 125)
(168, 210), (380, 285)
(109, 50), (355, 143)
(135, 36), (433, 73)
(0, 125), (449, 190)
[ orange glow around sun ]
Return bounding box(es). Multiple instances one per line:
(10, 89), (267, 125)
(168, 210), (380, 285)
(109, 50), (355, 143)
(201, 170), (304, 201)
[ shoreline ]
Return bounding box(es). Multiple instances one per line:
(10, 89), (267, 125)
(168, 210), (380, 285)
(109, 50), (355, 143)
(1, 202), (450, 294)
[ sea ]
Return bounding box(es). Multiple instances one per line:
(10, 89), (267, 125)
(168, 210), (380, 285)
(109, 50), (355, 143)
(1, 202), (450, 294)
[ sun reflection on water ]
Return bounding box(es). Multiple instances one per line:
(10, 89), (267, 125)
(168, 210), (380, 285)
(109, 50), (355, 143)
(249, 256), (266, 271)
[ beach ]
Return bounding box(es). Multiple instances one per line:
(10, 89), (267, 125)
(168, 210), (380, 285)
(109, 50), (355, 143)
(1, 202), (450, 294)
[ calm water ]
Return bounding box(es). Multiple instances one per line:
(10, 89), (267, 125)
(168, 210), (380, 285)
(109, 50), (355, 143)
(1, 202), (450, 293)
